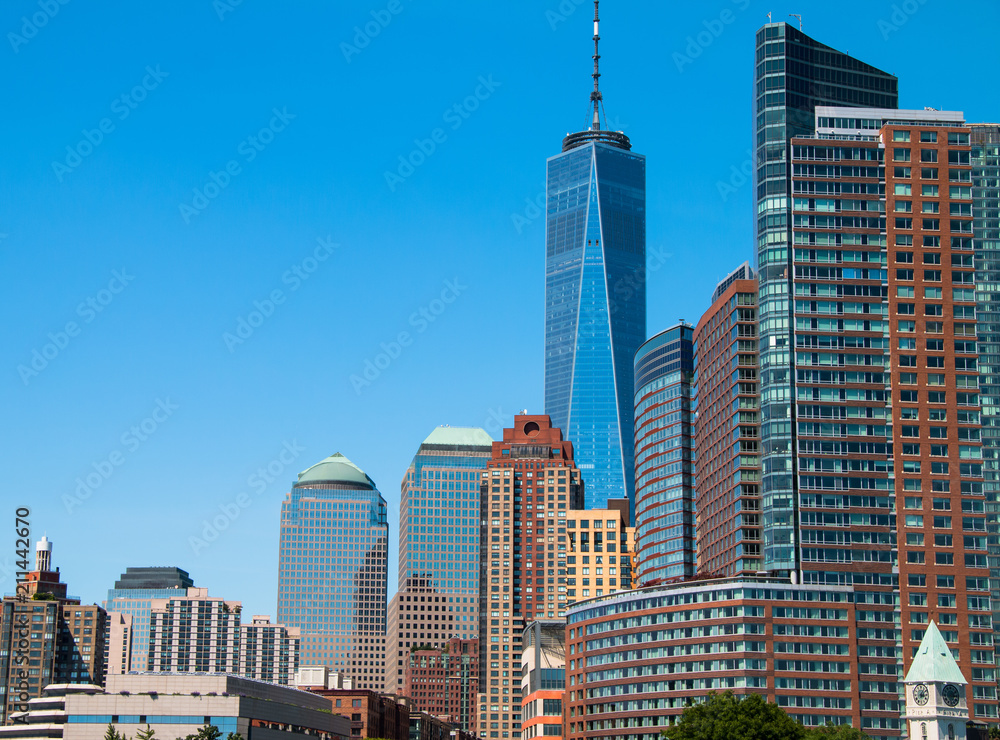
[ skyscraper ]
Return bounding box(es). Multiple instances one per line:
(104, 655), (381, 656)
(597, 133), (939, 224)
(753, 22), (898, 574)
(970, 124), (1000, 662)
(477, 414), (584, 739)
(780, 106), (997, 724)
(544, 1), (645, 516)
(276, 453), (389, 691)
(387, 426), (491, 697)
(693, 264), (761, 577)
(632, 322), (695, 585)
(103, 565), (193, 672)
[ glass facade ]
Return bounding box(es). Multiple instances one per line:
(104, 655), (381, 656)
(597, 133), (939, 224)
(545, 139), (646, 517)
(632, 323), (695, 584)
(971, 124), (1000, 661)
(276, 453), (388, 691)
(754, 22), (898, 573)
(398, 427), (493, 594)
(104, 568), (193, 673)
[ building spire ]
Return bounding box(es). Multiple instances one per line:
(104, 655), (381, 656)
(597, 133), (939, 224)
(590, 0), (602, 130)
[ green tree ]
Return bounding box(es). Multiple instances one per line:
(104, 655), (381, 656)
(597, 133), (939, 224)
(660, 691), (805, 740)
(104, 724), (122, 740)
(803, 725), (872, 740)
(135, 726), (156, 740)
(180, 726), (222, 740)
(226, 733), (244, 740)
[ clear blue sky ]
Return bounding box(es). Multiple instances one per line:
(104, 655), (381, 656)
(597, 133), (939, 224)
(2, 0), (997, 619)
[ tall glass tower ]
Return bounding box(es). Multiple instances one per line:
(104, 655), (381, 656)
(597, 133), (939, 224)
(544, 1), (645, 517)
(753, 23), (897, 574)
(276, 453), (388, 691)
(386, 426), (491, 695)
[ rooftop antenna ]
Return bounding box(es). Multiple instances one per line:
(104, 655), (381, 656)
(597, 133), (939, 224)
(789, 13), (802, 30)
(767, 12), (772, 22)
(590, 0), (602, 131)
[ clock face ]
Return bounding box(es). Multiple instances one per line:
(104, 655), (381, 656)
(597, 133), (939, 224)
(913, 684), (929, 706)
(942, 684), (961, 707)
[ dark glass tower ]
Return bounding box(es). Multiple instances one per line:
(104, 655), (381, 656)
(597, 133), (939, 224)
(545, 1), (645, 517)
(754, 23), (898, 574)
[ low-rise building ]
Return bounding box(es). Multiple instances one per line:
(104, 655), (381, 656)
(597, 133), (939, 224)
(17, 674), (349, 740)
(521, 621), (565, 740)
(565, 578), (902, 739)
(403, 638), (478, 731)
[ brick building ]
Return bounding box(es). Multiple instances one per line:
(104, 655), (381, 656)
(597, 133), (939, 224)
(306, 688), (410, 740)
(477, 414), (583, 738)
(692, 264), (761, 576)
(0, 537), (107, 724)
(403, 637), (478, 731)
(565, 579), (898, 739)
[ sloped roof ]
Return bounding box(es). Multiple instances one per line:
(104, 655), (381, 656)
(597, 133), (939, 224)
(904, 621), (968, 685)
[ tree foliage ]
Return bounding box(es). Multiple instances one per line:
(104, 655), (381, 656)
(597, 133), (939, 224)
(803, 725), (872, 740)
(178, 726), (222, 740)
(136, 726), (156, 740)
(660, 692), (870, 740)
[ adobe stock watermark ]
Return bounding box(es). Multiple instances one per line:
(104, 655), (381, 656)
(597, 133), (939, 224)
(545, 0), (587, 31)
(716, 149), (754, 202)
(179, 107), (295, 223)
(8, 0), (70, 53)
(18, 269), (135, 385)
(350, 278), (466, 395)
(52, 65), (168, 182)
(672, 0), (750, 73)
(341, 0), (407, 63)
(188, 440), (306, 555)
(62, 398), (179, 513)
(223, 236), (338, 352)
(384, 75), (501, 191)
(483, 407), (511, 438)
(877, 0), (929, 40)
(213, 0), (243, 21)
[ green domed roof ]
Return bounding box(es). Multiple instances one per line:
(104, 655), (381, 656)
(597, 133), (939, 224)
(295, 453), (375, 489)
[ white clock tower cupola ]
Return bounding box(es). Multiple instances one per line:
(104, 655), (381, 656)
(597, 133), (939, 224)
(904, 621), (969, 740)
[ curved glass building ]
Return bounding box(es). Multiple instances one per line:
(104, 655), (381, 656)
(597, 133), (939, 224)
(632, 323), (695, 585)
(276, 452), (388, 691)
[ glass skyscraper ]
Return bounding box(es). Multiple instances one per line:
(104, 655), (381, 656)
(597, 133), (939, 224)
(397, 426), (493, 592)
(632, 323), (695, 584)
(103, 566), (193, 672)
(971, 124), (1000, 659)
(753, 22), (898, 574)
(544, 117), (645, 517)
(276, 452), (388, 691)
(386, 426), (491, 695)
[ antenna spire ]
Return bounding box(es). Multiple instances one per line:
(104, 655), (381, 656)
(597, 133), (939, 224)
(590, 0), (602, 131)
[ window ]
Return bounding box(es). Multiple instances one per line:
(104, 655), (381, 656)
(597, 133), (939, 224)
(922, 201), (940, 213)
(894, 183), (911, 195)
(925, 305), (943, 316)
(925, 287), (942, 299)
(922, 218), (940, 231)
(896, 218), (913, 229)
(894, 148), (911, 162)
(924, 270), (941, 281)
(898, 303), (915, 315)
(920, 131), (937, 143)
(897, 269), (914, 281)
(921, 167), (938, 179)
(920, 148), (938, 162)
(895, 200), (912, 212)
(893, 131), (911, 142)
(895, 166), (911, 178)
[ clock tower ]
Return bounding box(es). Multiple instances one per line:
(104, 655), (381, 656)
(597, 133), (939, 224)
(904, 621), (969, 740)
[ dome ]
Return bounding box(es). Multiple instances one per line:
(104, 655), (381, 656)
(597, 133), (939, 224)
(295, 453), (375, 489)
